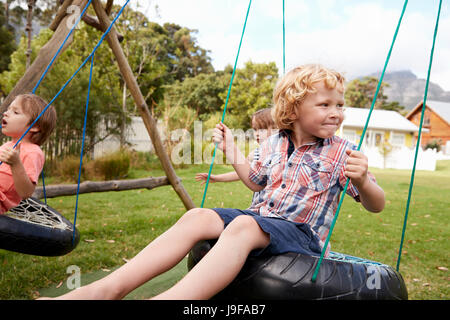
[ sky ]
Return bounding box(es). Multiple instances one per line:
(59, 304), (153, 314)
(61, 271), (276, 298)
(120, 0), (450, 91)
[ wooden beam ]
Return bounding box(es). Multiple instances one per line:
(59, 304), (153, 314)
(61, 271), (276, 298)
(105, 0), (114, 15)
(0, 0), (90, 112)
(32, 176), (169, 199)
(49, 0), (74, 31)
(82, 13), (124, 42)
(91, 0), (195, 210)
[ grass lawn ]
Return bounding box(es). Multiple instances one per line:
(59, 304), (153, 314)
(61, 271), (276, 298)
(0, 160), (449, 300)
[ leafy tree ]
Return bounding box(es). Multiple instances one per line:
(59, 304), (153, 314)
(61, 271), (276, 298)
(112, 8), (214, 113)
(163, 23), (214, 81)
(224, 61), (278, 129)
(0, 3), (215, 160)
(162, 61), (279, 129)
(162, 70), (230, 119)
(345, 76), (405, 112)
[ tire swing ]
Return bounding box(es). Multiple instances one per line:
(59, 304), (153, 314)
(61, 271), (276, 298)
(188, 240), (408, 300)
(0, 0), (129, 257)
(0, 198), (80, 256)
(189, 0), (442, 300)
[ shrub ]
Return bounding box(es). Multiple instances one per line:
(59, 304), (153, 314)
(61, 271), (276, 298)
(424, 139), (442, 152)
(54, 155), (86, 183)
(93, 149), (130, 180)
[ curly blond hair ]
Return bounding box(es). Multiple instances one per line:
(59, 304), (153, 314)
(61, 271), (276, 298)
(272, 64), (345, 130)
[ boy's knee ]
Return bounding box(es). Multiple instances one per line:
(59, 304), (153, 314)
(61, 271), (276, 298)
(222, 216), (267, 244)
(177, 208), (223, 230)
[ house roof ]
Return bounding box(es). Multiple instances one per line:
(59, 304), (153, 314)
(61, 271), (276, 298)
(406, 100), (450, 125)
(342, 107), (421, 132)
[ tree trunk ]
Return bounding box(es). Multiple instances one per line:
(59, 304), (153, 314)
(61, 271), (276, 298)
(120, 81), (127, 148)
(25, 0), (36, 69)
(92, 0), (195, 210)
(32, 176), (169, 199)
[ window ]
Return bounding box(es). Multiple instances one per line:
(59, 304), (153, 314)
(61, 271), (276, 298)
(391, 133), (405, 146)
(364, 131), (384, 148)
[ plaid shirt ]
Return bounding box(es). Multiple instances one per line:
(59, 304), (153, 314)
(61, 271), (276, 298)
(248, 130), (376, 251)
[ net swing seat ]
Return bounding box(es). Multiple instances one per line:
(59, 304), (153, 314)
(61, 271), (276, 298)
(0, 198), (80, 256)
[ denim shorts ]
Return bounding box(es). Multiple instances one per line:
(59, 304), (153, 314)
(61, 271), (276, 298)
(211, 208), (322, 257)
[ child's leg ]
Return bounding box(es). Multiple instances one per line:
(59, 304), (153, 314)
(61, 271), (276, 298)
(52, 208), (225, 300)
(151, 215), (270, 300)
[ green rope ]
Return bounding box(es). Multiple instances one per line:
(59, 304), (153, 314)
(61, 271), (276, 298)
(311, 0), (409, 282)
(396, 0), (442, 272)
(200, 0), (252, 208)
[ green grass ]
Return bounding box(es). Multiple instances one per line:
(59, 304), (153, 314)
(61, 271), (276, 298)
(0, 161), (449, 300)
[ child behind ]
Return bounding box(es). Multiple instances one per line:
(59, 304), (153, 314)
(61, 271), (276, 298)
(0, 93), (56, 214)
(45, 64), (384, 300)
(195, 108), (278, 185)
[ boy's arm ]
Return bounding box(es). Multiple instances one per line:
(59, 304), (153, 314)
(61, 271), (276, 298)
(213, 122), (263, 192)
(195, 171), (240, 184)
(196, 151), (255, 184)
(0, 146), (36, 199)
(213, 171), (240, 182)
(344, 149), (385, 213)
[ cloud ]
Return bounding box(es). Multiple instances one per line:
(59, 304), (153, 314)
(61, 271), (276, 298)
(119, 0), (450, 91)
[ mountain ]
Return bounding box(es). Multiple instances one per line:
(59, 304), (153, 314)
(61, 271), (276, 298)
(367, 70), (450, 110)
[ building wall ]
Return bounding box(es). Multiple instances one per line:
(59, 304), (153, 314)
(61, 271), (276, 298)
(341, 127), (414, 148)
(408, 107), (450, 147)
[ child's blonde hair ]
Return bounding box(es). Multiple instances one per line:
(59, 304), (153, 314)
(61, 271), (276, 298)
(251, 108), (276, 130)
(272, 64), (345, 130)
(16, 94), (57, 146)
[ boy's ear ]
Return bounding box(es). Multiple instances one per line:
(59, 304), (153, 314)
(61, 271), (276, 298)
(28, 126), (40, 133)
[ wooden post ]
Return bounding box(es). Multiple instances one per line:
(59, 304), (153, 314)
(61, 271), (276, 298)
(0, 0), (90, 112)
(92, 0), (195, 210)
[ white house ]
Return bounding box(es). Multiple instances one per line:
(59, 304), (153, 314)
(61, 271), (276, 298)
(338, 107), (436, 170)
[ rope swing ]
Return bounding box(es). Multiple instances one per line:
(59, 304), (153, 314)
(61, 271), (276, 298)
(197, 0), (443, 286)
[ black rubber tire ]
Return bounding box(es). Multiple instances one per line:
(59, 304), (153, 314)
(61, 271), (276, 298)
(188, 240), (408, 300)
(0, 198), (80, 256)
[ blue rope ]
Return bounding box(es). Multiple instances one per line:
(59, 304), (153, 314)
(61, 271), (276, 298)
(72, 53), (95, 245)
(40, 171), (47, 205)
(396, 0), (442, 272)
(200, 0), (252, 208)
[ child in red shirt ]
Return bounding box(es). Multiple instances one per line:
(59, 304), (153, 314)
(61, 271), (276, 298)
(0, 94), (56, 214)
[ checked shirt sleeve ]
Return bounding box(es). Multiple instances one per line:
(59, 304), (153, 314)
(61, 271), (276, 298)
(248, 140), (271, 187)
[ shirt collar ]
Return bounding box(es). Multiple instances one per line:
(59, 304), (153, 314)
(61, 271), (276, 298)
(279, 129), (333, 147)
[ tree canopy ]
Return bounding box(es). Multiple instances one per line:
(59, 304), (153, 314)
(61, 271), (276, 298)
(0, 2), (215, 159)
(345, 76), (405, 112)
